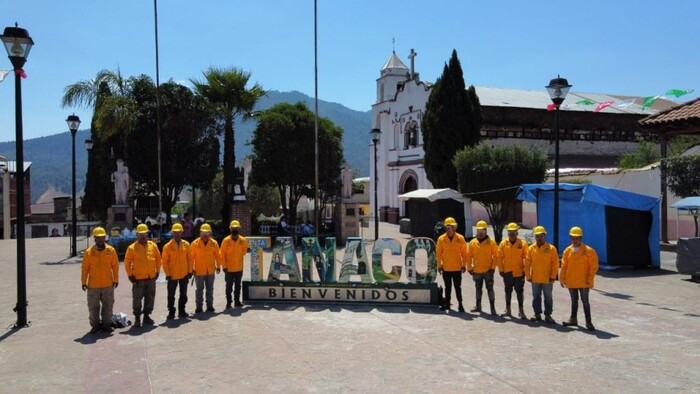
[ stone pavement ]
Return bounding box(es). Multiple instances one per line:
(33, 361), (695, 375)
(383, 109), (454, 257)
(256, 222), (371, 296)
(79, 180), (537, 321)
(0, 223), (699, 393)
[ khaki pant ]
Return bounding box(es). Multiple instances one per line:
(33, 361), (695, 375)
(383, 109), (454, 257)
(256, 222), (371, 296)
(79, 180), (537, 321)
(132, 278), (156, 317)
(87, 287), (114, 329)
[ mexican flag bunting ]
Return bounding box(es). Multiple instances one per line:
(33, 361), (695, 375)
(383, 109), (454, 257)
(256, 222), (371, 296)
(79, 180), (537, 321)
(664, 89), (694, 98)
(642, 95), (661, 110)
(594, 101), (614, 112)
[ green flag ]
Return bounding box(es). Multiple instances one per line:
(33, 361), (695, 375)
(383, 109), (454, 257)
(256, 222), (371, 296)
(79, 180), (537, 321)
(642, 95), (660, 110)
(575, 99), (597, 105)
(665, 89), (694, 98)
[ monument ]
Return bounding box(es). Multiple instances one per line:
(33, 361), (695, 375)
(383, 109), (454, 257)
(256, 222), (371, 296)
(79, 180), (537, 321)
(231, 164), (252, 236)
(337, 163), (359, 244)
(107, 158), (133, 231)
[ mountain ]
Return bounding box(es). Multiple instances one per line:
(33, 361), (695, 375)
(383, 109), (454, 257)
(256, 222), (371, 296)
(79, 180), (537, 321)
(0, 90), (371, 203)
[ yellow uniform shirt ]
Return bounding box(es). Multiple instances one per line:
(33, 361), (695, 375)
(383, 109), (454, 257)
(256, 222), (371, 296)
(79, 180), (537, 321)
(525, 242), (559, 284)
(191, 237), (221, 275)
(124, 240), (162, 280)
(468, 237), (498, 274)
(561, 243), (599, 289)
(220, 235), (248, 273)
(82, 244), (119, 288)
(497, 238), (527, 277)
(162, 238), (193, 280)
(436, 233), (469, 272)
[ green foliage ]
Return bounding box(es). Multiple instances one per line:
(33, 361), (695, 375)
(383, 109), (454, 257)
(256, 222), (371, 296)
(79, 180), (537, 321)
(249, 102), (344, 224)
(565, 178), (592, 185)
(422, 49), (482, 189)
(191, 67), (265, 223)
(247, 184), (281, 216)
(662, 155), (700, 198)
(454, 144), (549, 243)
(197, 171), (223, 220)
(617, 140), (660, 169)
(669, 135), (700, 156)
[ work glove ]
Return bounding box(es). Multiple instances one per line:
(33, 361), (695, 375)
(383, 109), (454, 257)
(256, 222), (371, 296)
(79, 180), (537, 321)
(82, 284), (87, 291)
(155, 273), (160, 280)
(166, 276), (171, 281)
(223, 268), (228, 273)
(216, 268), (221, 274)
(461, 267), (466, 274)
(187, 273), (193, 280)
(113, 282), (118, 288)
(438, 268), (443, 275)
(526, 277), (532, 283)
(129, 275), (136, 283)
(487, 269), (495, 278)
(468, 270), (474, 276)
(560, 282), (566, 288)
(550, 277), (555, 283)
(499, 271), (505, 277)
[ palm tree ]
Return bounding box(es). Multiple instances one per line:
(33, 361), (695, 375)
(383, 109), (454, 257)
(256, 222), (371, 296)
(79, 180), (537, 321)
(191, 67), (265, 223)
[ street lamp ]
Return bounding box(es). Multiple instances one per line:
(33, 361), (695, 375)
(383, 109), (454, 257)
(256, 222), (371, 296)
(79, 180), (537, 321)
(1, 23), (34, 328)
(67, 114), (81, 257)
(370, 128), (382, 241)
(545, 75), (571, 251)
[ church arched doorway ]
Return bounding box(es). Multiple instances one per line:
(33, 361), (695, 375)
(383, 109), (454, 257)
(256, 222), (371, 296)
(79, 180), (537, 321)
(399, 170), (419, 218)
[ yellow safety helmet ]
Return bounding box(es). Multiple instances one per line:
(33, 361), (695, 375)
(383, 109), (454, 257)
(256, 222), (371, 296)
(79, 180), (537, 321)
(443, 217), (457, 228)
(569, 226), (583, 237)
(92, 227), (107, 237)
(476, 220), (488, 230)
(229, 220), (241, 229)
(533, 226), (547, 235)
(171, 223), (183, 232)
(506, 222), (519, 231)
(136, 223), (149, 234)
(200, 223), (212, 232)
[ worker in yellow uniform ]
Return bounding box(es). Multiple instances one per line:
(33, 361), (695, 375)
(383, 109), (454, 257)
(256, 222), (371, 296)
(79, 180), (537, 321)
(191, 223), (221, 313)
(124, 223), (162, 328)
(220, 220), (249, 309)
(468, 220), (499, 315)
(561, 226), (599, 331)
(162, 223), (193, 320)
(525, 226), (559, 324)
(436, 217), (469, 312)
(497, 222), (528, 319)
(81, 227), (119, 334)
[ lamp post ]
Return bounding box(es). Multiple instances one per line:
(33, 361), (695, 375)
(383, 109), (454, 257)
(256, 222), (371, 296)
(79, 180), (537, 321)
(84, 139), (93, 221)
(67, 114), (81, 257)
(545, 75), (571, 251)
(1, 23), (34, 328)
(370, 128), (382, 241)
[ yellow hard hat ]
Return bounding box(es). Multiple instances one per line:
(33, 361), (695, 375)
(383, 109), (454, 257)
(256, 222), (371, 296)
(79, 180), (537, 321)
(506, 222), (519, 231)
(229, 220), (241, 228)
(92, 227), (107, 237)
(443, 217), (457, 228)
(200, 223), (212, 232)
(569, 226), (583, 237)
(533, 226), (547, 235)
(171, 223), (183, 232)
(136, 224), (149, 234)
(476, 220), (488, 230)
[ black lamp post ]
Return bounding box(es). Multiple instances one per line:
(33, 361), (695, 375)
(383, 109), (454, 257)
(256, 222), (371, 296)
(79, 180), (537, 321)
(67, 114), (81, 257)
(545, 75), (571, 251)
(370, 128), (381, 241)
(1, 23), (34, 328)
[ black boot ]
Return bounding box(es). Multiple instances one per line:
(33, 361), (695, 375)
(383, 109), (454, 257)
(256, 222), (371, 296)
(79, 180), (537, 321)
(470, 300), (482, 313)
(584, 306), (595, 331)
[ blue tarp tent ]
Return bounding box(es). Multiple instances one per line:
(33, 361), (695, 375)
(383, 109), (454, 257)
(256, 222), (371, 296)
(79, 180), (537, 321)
(517, 183), (660, 267)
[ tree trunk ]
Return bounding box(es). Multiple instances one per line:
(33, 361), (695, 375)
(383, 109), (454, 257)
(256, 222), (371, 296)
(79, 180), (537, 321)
(221, 113), (235, 223)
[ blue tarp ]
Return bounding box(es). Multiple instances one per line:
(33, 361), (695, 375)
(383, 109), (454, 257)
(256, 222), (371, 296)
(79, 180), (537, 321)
(517, 183), (660, 267)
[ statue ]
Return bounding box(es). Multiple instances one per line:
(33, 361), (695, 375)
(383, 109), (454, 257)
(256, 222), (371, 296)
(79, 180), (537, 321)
(233, 166), (246, 200)
(111, 158), (130, 205)
(342, 163), (353, 199)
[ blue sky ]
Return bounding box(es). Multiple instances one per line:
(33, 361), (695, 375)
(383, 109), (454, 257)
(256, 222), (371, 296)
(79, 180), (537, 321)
(1, 0), (699, 141)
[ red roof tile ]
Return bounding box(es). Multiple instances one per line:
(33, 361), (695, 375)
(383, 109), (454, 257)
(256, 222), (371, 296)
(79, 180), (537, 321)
(639, 97), (700, 127)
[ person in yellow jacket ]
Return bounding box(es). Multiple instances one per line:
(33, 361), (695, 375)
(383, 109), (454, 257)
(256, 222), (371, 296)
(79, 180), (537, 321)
(220, 220), (249, 309)
(525, 226), (559, 324)
(191, 223), (221, 313)
(162, 223), (193, 320)
(561, 226), (599, 331)
(436, 217), (469, 312)
(468, 220), (499, 315)
(497, 222), (528, 319)
(81, 227), (119, 334)
(124, 223), (162, 327)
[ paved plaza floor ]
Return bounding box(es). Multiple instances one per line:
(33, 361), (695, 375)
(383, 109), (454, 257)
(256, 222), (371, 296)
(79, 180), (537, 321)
(0, 223), (699, 393)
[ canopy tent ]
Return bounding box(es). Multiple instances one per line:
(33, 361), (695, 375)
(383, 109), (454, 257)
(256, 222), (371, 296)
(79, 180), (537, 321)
(397, 188), (473, 238)
(670, 196), (700, 237)
(517, 183), (660, 267)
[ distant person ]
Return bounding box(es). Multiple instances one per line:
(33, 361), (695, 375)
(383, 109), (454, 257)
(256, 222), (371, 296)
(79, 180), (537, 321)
(162, 223), (193, 320)
(182, 213), (194, 240)
(51, 228), (61, 237)
(278, 215), (289, 236)
(497, 223), (528, 319)
(124, 223), (162, 328)
(302, 220), (315, 237)
(191, 223), (221, 313)
(525, 226), (559, 324)
(220, 220), (248, 309)
(561, 226), (599, 331)
(436, 217), (469, 312)
(81, 227), (119, 334)
(193, 213), (205, 233)
(468, 220), (498, 315)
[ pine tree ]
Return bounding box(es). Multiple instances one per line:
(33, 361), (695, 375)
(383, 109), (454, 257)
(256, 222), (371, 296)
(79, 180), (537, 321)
(422, 49), (482, 189)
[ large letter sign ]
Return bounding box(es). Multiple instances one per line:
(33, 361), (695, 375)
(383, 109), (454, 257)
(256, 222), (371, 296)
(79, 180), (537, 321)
(301, 236), (335, 282)
(338, 237), (373, 283)
(247, 237), (271, 281)
(267, 236), (301, 282)
(371, 238), (403, 283)
(404, 237), (438, 284)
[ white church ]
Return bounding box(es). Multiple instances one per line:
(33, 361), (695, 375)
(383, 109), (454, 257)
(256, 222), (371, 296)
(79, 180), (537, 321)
(369, 49), (674, 225)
